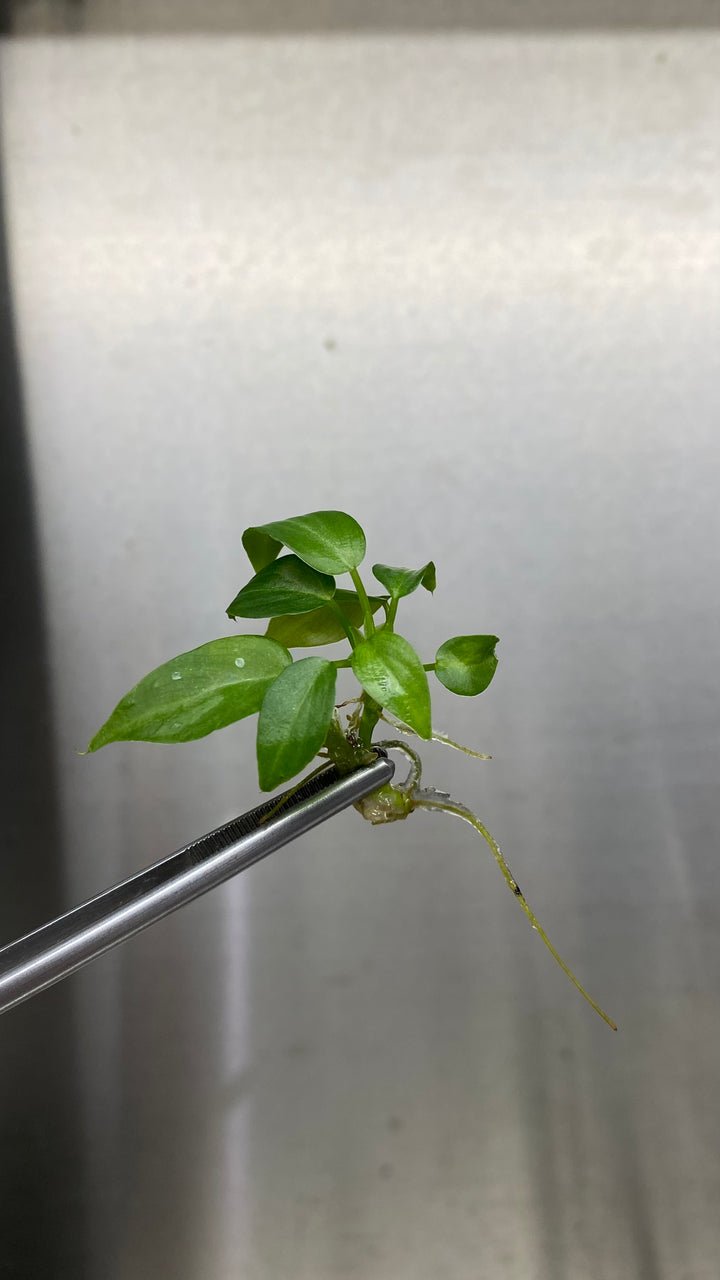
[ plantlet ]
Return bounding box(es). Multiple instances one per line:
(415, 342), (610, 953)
(88, 510), (616, 1029)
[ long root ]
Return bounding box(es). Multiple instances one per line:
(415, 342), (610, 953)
(413, 792), (617, 1030)
(337, 733), (617, 1030)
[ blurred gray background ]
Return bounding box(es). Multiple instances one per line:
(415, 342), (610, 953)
(1, 4), (719, 1277)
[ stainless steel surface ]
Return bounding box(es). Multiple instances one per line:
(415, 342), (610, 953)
(1, 17), (719, 1280)
(0, 754), (395, 1015)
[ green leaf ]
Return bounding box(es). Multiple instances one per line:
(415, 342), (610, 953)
(87, 636), (292, 749)
(265, 589), (386, 648)
(244, 510), (366, 575)
(227, 554), (336, 619)
(435, 635), (499, 696)
(351, 631), (431, 739)
(256, 656), (337, 791)
(242, 528), (282, 573)
(372, 560), (436, 599)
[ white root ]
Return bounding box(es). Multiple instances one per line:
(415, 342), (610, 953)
(379, 713), (491, 759)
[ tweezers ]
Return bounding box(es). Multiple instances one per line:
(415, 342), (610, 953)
(0, 749), (394, 1017)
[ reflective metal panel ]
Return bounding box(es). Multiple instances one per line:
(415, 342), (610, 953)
(1, 25), (719, 1279)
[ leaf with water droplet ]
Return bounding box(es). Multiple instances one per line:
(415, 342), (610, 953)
(87, 636), (292, 749)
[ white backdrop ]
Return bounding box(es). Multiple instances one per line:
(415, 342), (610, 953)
(2, 28), (719, 1279)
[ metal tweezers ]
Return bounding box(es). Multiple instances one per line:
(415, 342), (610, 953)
(0, 750), (394, 1017)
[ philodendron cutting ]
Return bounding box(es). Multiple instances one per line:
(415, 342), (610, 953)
(88, 509), (616, 1029)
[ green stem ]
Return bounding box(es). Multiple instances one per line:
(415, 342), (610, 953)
(413, 797), (617, 1031)
(357, 694), (382, 747)
(333, 658), (353, 669)
(324, 712), (372, 773)
(386, 598), (399, 631)
(350, 567), (375, 637)
(423, 662), (436, 671)
(328, 598), (360, 648)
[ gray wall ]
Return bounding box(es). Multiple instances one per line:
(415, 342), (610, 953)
(1, 20), (719, 1280)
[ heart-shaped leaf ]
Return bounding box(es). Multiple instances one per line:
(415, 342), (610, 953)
(256, 656), (337, 791)
(372, 561), (436, 599)
(227, 554), (336, 619)
(435, 635), (499, 696)
(265, 589), (386, 648)
(244, 510), (366, 575)
(351, 631), (431, 739)
(87, 636), (292, 749)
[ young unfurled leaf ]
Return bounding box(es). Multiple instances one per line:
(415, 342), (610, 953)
(87, 636), (292, 749)
(243, 511), (366, 576)
(351, 631), (431, 739)
(265, 590), (386, 648)
(227, 555), (336, 620)
(435, 635), (499, 696)
(256, 657), (337, 791)
(372, 561), (436, 599)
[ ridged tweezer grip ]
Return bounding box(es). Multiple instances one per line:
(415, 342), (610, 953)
(0, 751), (394, 1016)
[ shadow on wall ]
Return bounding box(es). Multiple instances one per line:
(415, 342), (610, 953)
(0, 110), (89, 1276)
(2, 0), (720, 34)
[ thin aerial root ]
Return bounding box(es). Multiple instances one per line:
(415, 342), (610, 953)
(375, 740), (423, 793)
(428, 731), (492, 760)
(379, 713), (491, 759)
(413, 796), (617, 1031)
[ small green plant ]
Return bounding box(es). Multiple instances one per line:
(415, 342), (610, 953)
(88, 510), (616, 1029)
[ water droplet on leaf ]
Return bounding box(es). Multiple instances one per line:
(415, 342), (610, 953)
(171, 671), (182, 680)
(234, 657), (245, 668)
